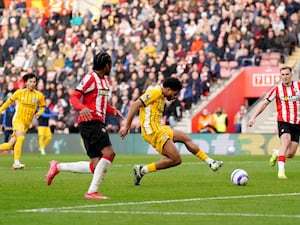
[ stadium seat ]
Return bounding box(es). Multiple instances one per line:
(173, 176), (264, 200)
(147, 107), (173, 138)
(220, 68), (231, 78)
(259, 59), (271, 66)
(270, 58), (279, 66)
(219, 61), (230, 69)
(229, 61), (238, 69)
(269, 52), (281, 60)
(260, 52), (271, 60)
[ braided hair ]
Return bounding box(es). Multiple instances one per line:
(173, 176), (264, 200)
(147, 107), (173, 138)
(92, 51), (112, 70)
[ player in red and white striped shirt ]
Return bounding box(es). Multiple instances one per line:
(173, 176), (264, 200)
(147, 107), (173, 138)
(248, 66), (300, 179)
(46, 51), (123, 199)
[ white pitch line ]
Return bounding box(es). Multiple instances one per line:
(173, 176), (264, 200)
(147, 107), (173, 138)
(17, 192), (300, 213)
(38, 210), (300, 219)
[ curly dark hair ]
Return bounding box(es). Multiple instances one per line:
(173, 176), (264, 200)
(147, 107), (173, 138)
(163, 77), (183, 92)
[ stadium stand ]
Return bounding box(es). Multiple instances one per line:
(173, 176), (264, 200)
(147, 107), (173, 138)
(0, 0), (299, 134)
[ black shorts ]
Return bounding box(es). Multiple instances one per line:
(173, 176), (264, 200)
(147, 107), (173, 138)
(79, 120), (112, 158)
(277, 121), (300, 143)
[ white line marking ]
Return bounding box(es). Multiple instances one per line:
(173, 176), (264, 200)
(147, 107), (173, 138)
(36, 210), (300, 218)
(18, 192), (300, 213)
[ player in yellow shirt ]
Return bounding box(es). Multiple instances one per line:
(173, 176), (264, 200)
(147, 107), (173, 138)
(119, 77), (223, 185)
(0, 73), (45, 169)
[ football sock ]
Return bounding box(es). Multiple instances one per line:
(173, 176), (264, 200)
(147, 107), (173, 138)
(196, 150), (214, 164)
(0, 142), (13, 151)
(58, 161), (92, 173)
(142, 162), (156, 174)
(278, 155), (286, 172)
(87, 156), (112, 194)
(38, 135), (45, 149)
(44, 134), (52, 148)
(14, 136), (25, 161)
(196, 150), (208, 161)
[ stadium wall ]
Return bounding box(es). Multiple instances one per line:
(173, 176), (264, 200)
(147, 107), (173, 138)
(191, 66), (281, 133)
(5, 133), (299, 156)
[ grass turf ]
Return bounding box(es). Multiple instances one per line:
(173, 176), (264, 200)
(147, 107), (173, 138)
(0, 153), (300, 225)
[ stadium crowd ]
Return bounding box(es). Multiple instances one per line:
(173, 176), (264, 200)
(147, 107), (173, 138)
(0, 0), (299, 134)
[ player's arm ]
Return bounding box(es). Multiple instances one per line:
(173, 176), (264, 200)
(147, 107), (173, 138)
(119, 99), (143, 139)
(36, 106), (45, 118)
(70, 90), (93, 121)
(247, 98), (271, 127)
(107, 103), (124, 119)
(0, 98), (13, 113)
(36, 94), (46, 118)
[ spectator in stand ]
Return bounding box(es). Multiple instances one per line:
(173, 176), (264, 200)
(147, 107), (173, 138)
(252, 47), (262, 66)
(53, 119), (69, 134)
(224, 38), (237, 61)
(275, 29), (293, 60)
(70, 10), (84, 27)
(213, 107), (228, 133)
(178, 74), (193, 116)
(64, 107), (79, 133)
(261, 28), (281, 52)
(208, 56), (221, 82)
(162, 98), (182, 129)
(62, 68), (77, 90)
(190, 33), (204, 52)
(190, 70), (201, 104)
(272, 14), (286, 36)
(213, 39), (226, 61)
(197, 108), (216, 133)
(28, 17), (43, 44)
(59, 8), (71, 28)
(237, 48), (254, 67)
(0, 0), (299, 136)
(288, 13), (300, 46)
(0, 74), (7, 100)
(5, 29), (22, 57)
(105, 94), (120, 134)
(234, 104), (247, 133)
(199, 64), (211, 97)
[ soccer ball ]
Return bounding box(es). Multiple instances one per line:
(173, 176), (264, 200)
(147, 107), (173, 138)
(231, 169), (249, 186)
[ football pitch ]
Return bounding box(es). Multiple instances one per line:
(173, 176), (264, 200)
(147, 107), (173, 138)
(1, 153), (300, 225)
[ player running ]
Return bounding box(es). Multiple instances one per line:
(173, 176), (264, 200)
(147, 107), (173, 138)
(248, 66), (300, 179)
(119, 77), (223, 186)
(0, 73), (45, 169)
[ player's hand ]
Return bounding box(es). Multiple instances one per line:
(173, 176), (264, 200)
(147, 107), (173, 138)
(80, 107), (93, 121)
(119, 126), (130, 140)
(114, 109), (124, 120)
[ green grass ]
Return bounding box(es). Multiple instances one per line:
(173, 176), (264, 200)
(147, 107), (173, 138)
(1, 153), (300, 225)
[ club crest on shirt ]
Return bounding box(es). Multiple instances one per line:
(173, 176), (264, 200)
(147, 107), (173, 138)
(80, 80), (85, 87)
(32, 98), (37, 103)
(141, 94), (151, 102)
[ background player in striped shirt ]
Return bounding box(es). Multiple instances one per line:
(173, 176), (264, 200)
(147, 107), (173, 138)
(119, 77), (223, 186)
(0, 73), (45, 169)
(46, 51), (123, 200)
(248, 66), (300, 179)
